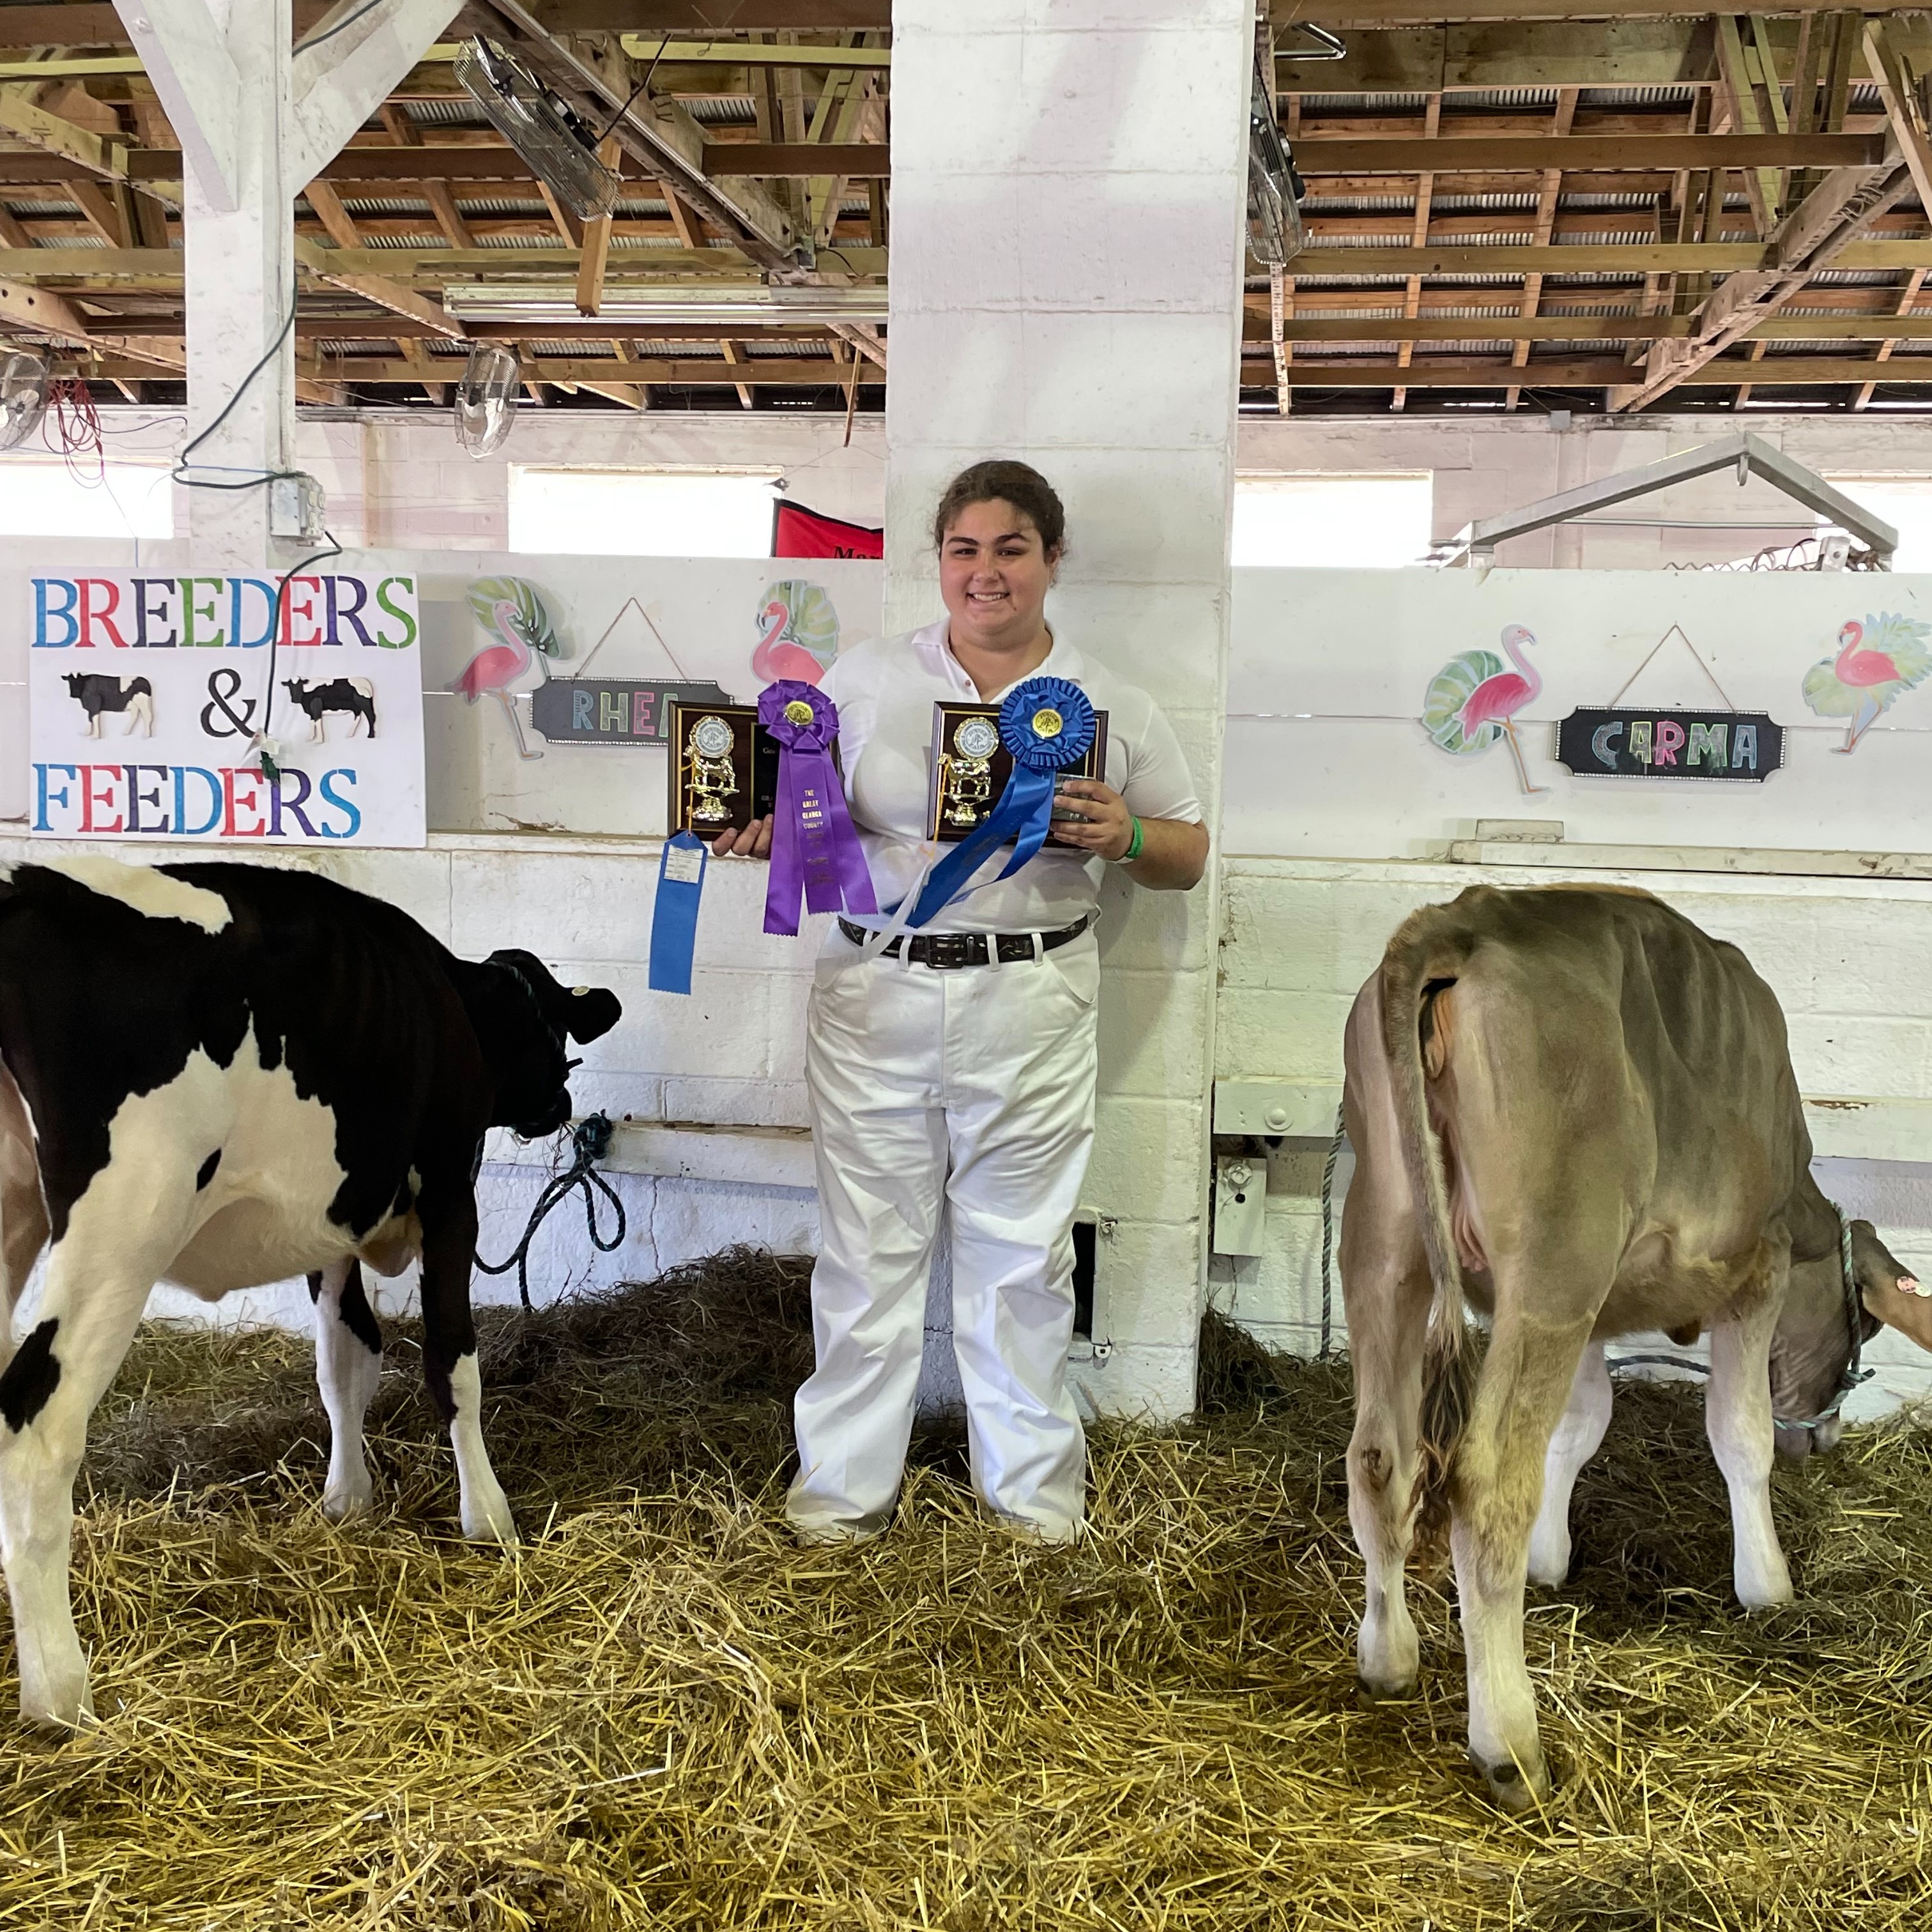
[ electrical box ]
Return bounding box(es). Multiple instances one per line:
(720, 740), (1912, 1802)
(1212, 1153), (1268, 1257)
(270, 471), (326, 544)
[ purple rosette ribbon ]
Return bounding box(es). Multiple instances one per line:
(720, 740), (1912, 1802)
(758, 679), (878, 936)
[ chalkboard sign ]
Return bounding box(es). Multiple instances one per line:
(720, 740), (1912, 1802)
(531, 678), (733, 746)
(1556, 708), (1784, 783)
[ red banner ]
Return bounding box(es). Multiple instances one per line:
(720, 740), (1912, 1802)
(771, 498), (884, 560)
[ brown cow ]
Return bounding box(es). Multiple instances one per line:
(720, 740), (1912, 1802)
(1341, 884), (1932, 1811)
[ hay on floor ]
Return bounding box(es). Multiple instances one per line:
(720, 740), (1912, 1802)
(0, 1250), (1926, 1928)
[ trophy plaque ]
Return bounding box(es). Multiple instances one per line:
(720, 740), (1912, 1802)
(666, 701), (782, 836)
(926, 702), (1110, 844)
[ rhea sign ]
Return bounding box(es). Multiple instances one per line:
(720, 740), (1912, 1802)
(27, 572), (426, 847)
(1555, 707), (1785, 783)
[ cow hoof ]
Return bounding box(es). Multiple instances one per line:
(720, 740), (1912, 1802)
(1356, 1673), (1419, 1705)
(462, 1493), (519, 1547)
(322, 1476), (375, 1521)
(20, 1676), (93, 1732)
(1475, 1754), (1550, 1813)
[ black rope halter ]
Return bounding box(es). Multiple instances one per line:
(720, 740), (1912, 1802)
(475, 1111), (625, 1312)
(1778, 1206), (1875, 1430)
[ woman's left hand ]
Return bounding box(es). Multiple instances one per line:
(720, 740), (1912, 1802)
(1048, 778), (1135, 862)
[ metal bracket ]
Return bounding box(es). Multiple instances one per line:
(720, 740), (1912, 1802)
(1432, 433), (1897, 568)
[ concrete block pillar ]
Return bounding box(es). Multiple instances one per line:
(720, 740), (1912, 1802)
(885, 0), (1250, 1414)
(183, 0), (296, 569)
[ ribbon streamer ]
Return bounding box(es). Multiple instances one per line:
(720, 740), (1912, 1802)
(647, 831), (708, 995)
(759, 680), (878, 936)
(904, 675), (1096, 929)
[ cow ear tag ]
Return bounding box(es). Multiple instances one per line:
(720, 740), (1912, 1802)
(648, 831), (708, 996)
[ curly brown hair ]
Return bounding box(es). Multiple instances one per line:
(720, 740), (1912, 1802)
(930, 460), (1066, 556)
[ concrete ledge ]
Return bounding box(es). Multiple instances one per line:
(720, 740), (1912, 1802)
(1215, 1078), (1932, 1165)
(486, 1119), (816, 1189)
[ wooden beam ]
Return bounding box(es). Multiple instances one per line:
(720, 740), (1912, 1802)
(703, 142), (887, 176)
(293, 240), (467, 341)
(304, 179), (364, 250)
(576, 137), (622, 316)
(1865, 19), (1932, 222)
(1855, 266), (1929, 408)
(537, 181), (585, 250)
(66, 178), (125, 247)
(1242, 354), (1932, 388)
(658, 179), (703, 249)
(719, 338), (756, 409)
(294, 354), (858, 385)
(1287, 241), (1932, 273)
(1272, 313), (1932, 341)
(1275, 0), (1932, 24)
(0, 84), (132, 182)
(0, 243), (889, 282)
(1510, 86), (1578, 408)
(1293, 134), (1884, 174)
(1393, 91), (1441, 411)
(1615, 158), (1916, 410)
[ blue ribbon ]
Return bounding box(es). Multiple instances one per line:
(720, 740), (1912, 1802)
(903, 675), (1096, 929)
(648, 830), (709, 995)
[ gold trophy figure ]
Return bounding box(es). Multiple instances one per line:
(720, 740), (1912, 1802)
(685, 714), (739, 824)
(942, 713), (1000, 827)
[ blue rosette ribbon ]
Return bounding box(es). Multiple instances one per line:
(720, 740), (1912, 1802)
(759, 679), (878, 936)
(903, 675), (1096, 929)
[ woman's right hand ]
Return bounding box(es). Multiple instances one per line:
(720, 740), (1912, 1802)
(711, 816), (772, 859)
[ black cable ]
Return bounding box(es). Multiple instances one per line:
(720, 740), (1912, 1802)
(598, 34), (670, 142)
(172, 281), (302, 492)
(475, 1114), (626, 1312)
(256, 528), (347, 781)
(295, 1), (388, 57)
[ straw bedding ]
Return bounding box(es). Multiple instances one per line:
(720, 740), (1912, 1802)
(0, 1248), (1928, 1929)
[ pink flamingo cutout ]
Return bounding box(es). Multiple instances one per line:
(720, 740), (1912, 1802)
(752, 597), (827, 686)
(454, 588), (551, 760)
(1459, 624), (1547, 795)
(1813, 620), (1918, 751)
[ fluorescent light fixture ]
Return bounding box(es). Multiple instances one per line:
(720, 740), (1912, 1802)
(442, 286), (889, 326)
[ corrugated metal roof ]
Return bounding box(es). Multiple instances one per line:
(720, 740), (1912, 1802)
(1295, 93), (1430, 113)
(405, 100), (490, 127)
(1443, 88), (1560, 111)
(1575, 86), (1697, 109)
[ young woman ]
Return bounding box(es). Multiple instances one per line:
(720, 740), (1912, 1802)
(716, 460), (1208, 1543)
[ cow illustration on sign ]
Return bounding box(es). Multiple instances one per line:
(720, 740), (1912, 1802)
(751, 579), (839, 686)
(63, 673), (153, 738)
(284, 677), (376, 742)
(1801, 612), (1932, 752)
(456, 576), (565, 760)
(1422, 624), (1547, 795)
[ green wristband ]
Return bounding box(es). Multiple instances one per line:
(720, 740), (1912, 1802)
(1117, 815), (1144, 864)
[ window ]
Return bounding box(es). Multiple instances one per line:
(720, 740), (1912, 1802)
(509, 468), (779, 558)
(1233, 473), (1432, 569)
(1823, 476), (1932, 572)
(0, 457), (172, 539)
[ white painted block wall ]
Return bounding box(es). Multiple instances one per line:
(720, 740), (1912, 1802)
(880, 0), (1250, 1419)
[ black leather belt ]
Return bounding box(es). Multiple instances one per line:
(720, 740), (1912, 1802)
(837, 914), (1091, 969)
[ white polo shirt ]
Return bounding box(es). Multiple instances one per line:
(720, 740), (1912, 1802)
(818, 620), (1202, 936)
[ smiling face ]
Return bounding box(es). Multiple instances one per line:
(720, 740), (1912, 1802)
(937, 498), (1061, 656)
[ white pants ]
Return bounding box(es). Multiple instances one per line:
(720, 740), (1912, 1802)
(788, 928), (1100, 1542)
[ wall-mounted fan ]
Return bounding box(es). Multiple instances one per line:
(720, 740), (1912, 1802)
(0, 348), (50, 450)
(455, 36), (620, 222)
(455, 341), (520, 457)
(1247, 51), (1306, 268)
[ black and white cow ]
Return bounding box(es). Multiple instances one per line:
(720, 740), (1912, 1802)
(282, 677), (376, 741)
(0, 855), (620, 1726)
(62, 673), (154, 739)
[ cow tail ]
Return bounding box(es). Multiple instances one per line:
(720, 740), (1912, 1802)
(1381, 915), (1475, 1567)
